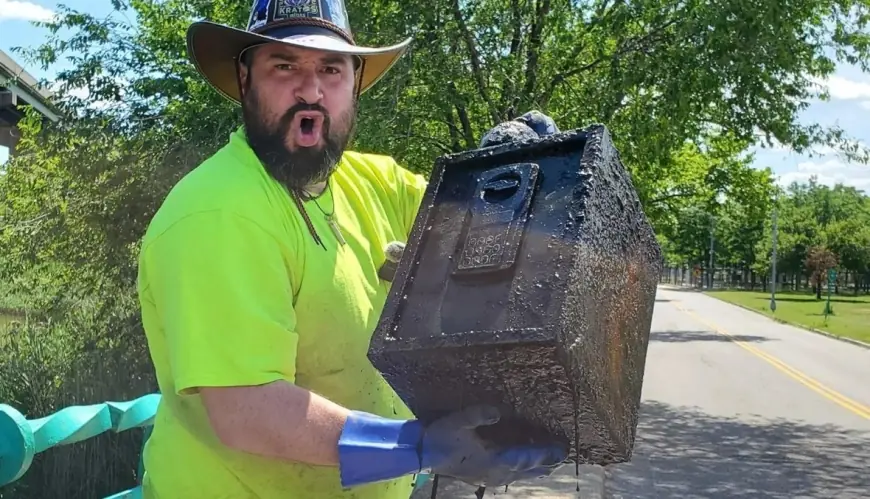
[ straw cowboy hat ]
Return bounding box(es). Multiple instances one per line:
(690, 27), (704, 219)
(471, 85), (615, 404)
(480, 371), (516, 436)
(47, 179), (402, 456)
(186, 0), (412, 104)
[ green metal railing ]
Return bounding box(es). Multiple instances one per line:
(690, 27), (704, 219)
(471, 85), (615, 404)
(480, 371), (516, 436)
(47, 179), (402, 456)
(0, 393), (430, 497)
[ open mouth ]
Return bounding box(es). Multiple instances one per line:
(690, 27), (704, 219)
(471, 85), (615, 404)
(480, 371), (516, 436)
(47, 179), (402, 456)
(291, 112), (325, 147)
(301, 117), (315, 135)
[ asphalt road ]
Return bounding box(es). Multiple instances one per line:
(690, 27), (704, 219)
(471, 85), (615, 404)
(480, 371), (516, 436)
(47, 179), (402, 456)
(607, 285), (870, 498)
(413, 285), (870, 498)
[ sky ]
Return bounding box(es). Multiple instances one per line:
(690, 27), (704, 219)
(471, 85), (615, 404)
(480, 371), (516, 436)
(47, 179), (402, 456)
(2, 0), (870, 193)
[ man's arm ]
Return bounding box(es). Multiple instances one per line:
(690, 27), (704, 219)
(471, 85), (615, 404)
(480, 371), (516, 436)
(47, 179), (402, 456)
(200, 381), (349, 466)
(141, 210), (350, 467)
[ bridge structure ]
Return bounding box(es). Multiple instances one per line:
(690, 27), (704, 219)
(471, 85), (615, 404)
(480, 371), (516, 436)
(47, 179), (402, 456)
(0, 48), (59, 158)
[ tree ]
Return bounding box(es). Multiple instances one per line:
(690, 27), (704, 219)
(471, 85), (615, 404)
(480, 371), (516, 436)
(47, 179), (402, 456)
(825, 220), (870, 294)
(805, 245), (839, 299)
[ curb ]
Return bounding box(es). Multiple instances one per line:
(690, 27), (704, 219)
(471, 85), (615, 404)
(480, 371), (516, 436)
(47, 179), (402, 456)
(409, 465), (605, 498)
(701, 293), (870, 351)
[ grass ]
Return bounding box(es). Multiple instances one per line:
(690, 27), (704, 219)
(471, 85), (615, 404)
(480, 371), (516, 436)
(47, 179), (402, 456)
(705, 290), (870, 344)
(0, 312), (15, 345)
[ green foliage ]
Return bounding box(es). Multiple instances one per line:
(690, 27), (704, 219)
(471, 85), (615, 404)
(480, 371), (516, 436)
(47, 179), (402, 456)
(772, 180), (870, 277)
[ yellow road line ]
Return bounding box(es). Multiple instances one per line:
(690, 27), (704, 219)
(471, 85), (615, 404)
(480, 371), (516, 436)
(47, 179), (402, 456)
(675, 305), (870, 421)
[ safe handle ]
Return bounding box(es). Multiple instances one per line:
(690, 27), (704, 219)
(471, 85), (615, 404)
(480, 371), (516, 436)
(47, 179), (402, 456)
(453, 163), (540, 275)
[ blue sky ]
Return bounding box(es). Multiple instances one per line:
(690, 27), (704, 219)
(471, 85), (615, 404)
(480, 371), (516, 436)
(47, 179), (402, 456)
(2, 0), (870, 193)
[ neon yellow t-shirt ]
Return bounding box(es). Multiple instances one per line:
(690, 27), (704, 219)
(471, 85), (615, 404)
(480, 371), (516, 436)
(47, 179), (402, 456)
(136, 127), (428, 499)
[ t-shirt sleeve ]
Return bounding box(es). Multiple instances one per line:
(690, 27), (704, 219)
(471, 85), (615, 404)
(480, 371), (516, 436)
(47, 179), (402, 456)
(393, 161), (429, 238)
(140, 210), (299, 395)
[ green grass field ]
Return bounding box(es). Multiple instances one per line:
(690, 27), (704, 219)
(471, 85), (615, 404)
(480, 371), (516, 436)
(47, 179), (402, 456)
(705, 290), (870, 344)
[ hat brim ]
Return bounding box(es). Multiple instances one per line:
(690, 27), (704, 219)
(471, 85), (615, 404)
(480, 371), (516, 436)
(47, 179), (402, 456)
(187, 21), (411, 104)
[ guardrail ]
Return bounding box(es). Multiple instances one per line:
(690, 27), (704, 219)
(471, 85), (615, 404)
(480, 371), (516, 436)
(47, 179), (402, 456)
(0, 393), (430, 497)
(0, 393), (158, 498)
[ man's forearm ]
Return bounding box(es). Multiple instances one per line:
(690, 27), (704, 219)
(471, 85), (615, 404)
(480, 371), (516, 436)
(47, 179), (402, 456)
(200, 380), (350, 466)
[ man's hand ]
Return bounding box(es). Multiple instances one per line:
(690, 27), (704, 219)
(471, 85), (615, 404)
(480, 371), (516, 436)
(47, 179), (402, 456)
(378, 241), (406, 281)
(337, 405), (567, 489)
(422, 405), (566, 487)
(479, 110), (560, 148)
(514, 110), (560, 137)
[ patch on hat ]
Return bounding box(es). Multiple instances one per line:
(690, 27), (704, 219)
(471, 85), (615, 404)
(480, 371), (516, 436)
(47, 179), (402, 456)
(274, 0), (323, 21)
(248, 0), (271, 31)
(323, 0), (350, 31)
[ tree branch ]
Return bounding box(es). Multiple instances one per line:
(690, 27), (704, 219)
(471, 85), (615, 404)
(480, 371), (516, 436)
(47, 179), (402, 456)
(509, 0), (523, 57)
(501, 0), (524, 118)
(453, 96), (476, 149)
(542, 14), (681, 105)
(520, 0), (551, 111)
(403, 132), (455, 154)
(444, 109), (461, 151)
(539, 0), (619, 106)
(449, 0), (501, 124)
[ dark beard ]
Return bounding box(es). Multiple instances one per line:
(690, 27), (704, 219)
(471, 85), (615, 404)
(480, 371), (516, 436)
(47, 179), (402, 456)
(241, 82), (356, 192)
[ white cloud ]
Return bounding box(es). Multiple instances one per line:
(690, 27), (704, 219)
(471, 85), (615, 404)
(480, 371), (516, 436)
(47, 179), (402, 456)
(751, 134), (864, 158)
(778, 158), (870, 193)
(0, 0), (54, 22)
(812, 74), (870, 101)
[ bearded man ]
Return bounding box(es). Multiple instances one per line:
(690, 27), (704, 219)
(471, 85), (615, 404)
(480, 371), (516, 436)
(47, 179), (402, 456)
(136, 1), (566, 498)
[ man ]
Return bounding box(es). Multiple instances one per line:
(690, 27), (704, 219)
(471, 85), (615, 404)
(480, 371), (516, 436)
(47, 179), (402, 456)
(136, 1), (565, 498)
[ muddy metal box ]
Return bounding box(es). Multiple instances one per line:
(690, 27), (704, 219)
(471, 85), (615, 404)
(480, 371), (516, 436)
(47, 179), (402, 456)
(368, 124), (662, 465)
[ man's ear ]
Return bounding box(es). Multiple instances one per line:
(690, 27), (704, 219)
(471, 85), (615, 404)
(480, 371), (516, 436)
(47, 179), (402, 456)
(238, 63), (250, 99)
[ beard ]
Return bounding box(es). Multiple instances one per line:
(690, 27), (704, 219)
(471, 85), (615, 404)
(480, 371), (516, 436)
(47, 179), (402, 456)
(241, 80), (357, 192)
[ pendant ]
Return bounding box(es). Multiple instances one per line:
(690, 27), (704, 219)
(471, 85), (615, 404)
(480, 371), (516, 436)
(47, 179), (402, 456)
(326, 214), (346, 246)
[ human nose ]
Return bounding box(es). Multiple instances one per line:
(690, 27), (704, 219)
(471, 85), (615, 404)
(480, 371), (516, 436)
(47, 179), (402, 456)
(294, 69), (323, 104)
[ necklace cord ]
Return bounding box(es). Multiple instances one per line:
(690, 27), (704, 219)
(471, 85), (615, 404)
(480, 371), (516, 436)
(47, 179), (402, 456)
(290, 188), (326, 250)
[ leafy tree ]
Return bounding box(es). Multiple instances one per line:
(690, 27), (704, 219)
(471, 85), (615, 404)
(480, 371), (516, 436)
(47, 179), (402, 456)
(825, 219), (870, 293)
(805, 245), (839, 299)
(754, 178), (870, 294)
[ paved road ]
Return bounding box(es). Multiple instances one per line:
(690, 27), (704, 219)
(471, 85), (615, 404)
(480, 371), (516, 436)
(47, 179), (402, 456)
(413, 285), (870, 498)
(607, 286), (870, 498)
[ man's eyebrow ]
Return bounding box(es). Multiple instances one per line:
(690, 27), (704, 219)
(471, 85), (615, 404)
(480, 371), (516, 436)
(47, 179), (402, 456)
(320, 54), (351, 66)
(265, 52), (349, 67)
(266, 52), (298, 63)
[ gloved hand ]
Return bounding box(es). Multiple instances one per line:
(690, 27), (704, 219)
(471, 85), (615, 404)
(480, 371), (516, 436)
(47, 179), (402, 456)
(337, 405), (567, 489)
(419, 405), (566, 486)
(515, 110), (559, 137)
(479, 110), (560, 148)
(377, 241), (405, 282)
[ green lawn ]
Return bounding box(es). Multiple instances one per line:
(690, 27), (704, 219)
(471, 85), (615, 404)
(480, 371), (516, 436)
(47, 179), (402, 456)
(705, 290), (870, 344)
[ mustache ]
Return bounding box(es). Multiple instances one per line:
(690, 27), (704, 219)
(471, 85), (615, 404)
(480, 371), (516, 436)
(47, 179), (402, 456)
(280, 102), (332, 132)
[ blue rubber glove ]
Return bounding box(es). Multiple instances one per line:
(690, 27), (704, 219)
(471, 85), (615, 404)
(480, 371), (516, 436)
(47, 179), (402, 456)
(479, 110), (560, 148)
(515, 110), (560, 136)
(337, 405), (567, 489)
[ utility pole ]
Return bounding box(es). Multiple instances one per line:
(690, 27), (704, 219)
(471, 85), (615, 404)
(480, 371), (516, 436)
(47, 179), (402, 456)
(770, 188), (779, 312)
(708, 215), (715, 289)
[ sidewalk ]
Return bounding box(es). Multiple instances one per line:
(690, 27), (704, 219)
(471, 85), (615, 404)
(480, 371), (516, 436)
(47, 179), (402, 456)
(409, 464), (605, 498)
